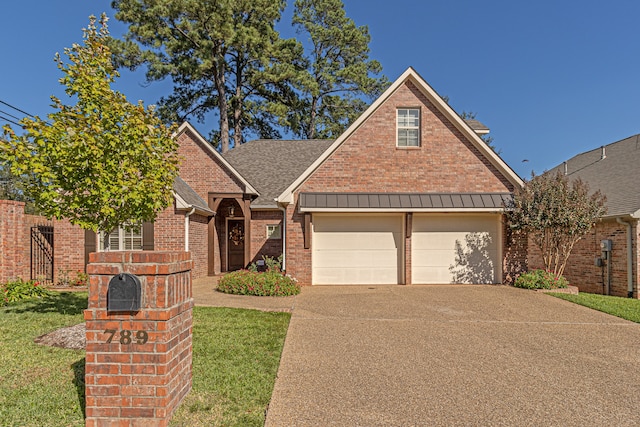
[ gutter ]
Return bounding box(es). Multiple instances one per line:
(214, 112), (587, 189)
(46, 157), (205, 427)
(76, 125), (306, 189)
(276, 201), (288, 272)
(616, 217), (635, 298)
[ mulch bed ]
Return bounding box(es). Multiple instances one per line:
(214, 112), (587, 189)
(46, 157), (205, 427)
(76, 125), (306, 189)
(34, 323), (86, 350)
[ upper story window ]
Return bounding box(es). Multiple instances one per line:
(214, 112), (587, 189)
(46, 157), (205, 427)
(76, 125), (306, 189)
(99, 224), (143, 251)
(397, 108), (420, 147)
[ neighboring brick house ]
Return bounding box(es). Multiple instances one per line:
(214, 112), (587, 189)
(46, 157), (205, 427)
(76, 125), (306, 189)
(86, 67), (525, 285)
(529, 135), (640, 298)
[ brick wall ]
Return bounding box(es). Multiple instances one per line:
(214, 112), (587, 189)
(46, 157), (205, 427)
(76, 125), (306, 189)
(85, 251), (193, 426)
(528, 218), (638, 298)
(0, 200), (85, 284)
(286, 81), (516, 285)
(189, 214), (209, 278)
(250, 210), (283, 265)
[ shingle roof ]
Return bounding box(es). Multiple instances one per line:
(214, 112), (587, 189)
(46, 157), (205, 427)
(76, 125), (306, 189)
(548, 134), (640, 218)
(222, 139), (334, 208)
(299, 192), (512, 211)
(464, 119), (489, 133)
(173, 177), (214, 215)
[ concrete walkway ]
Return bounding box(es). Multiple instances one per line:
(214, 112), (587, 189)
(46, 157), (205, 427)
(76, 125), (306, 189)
(193, 280), (640, 426)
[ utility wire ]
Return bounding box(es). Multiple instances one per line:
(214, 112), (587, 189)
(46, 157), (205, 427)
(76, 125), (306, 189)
(0, 115), (22, 127)
(0, 109), (22, 121)
(0, 99), (35, 118)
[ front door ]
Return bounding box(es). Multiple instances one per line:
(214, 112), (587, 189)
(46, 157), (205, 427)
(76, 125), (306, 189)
(227, 219), (245, 271)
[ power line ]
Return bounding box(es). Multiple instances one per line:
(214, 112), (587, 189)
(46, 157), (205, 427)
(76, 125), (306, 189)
(0, 109), (21, 121)
(0, 99), (35, 118)
(0, 115), (22, 127)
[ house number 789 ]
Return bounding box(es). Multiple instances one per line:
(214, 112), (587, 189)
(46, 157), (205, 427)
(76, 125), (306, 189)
(104, 329), (148, 345)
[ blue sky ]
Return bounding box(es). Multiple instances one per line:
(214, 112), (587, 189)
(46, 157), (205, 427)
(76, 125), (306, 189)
(1, 0), (639, 178)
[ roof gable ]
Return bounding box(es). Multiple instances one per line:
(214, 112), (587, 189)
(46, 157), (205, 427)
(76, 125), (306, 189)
(174, 122), (259, 195)
(276, 67), (523, 204)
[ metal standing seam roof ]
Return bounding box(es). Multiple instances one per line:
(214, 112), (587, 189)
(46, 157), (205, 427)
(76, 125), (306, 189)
(299, 192), (513, 210)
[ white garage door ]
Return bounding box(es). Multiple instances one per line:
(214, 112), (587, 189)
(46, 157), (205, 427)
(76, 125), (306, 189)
(312, 214), (403, 285)
(412, 214), (501, 284)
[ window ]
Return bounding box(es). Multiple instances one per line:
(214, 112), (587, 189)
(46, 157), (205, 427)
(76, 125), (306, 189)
(397, 108), (420, 147)
(99, 224), (143, 251)
(266, 224), (281, 239)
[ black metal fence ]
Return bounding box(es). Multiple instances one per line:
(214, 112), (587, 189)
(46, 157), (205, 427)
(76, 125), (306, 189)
(31, 225), (54, 283)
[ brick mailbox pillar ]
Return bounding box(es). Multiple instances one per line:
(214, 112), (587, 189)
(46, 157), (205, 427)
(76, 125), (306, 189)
(84, 251), (193, 427)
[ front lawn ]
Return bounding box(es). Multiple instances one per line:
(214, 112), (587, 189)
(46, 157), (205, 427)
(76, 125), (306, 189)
(0, 293), (290, 427)
(549, 292), (640, 323)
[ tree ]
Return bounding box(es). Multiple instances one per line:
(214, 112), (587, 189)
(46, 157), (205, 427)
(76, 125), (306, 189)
(506, 170), (607, 278)
(290, 0), (388, 139)
(0, 15), (179, 232)
(111, 0), (302, 152)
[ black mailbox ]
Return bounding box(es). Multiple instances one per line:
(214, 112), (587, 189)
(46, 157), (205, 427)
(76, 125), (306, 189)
(107, 273), (141, 312)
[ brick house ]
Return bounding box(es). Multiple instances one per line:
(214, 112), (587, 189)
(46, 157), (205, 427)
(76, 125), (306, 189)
(85, 67), (525, 285)
(529, 135), (640, 298)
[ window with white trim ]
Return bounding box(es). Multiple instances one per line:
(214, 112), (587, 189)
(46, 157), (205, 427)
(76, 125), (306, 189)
(99, 224), (143, 251)
(397, 108), (420, 147)
(266, 224), (281, 239)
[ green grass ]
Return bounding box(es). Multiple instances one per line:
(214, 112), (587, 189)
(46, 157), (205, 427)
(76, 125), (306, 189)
(170, 307), (290, 426)
(0, 293), (290, 427)
(0, 292), (88, 427)
(549, 292), (640, 323)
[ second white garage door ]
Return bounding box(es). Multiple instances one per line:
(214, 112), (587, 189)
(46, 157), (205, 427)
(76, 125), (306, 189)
(412, 214), (501, 284)
(312, 214), (403, 285)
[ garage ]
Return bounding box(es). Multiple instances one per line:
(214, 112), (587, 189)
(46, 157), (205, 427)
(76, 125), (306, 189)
(312, 214), (403, 285)
(412, 214), (501, 284)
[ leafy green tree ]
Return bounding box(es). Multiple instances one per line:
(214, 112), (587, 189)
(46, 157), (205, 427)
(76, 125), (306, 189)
(0, 15), (179, 232)
(506, 170), (607, 278)
(111, 0), (301, 152)
(289, 0), (388, 139)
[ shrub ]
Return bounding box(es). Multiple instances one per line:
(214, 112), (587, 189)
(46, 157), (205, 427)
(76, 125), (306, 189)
(217, 270), (300, 297)
(514, 269), (569, 290)
(1, 278), (52, 306)
(56, 270), (89, 287)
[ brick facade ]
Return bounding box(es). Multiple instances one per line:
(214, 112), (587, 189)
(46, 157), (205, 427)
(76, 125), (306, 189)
(528, 218), (639, 298)
(0, 200), (85, 284)
(285, 80), (519, 285)
(84, 251), (193, 426)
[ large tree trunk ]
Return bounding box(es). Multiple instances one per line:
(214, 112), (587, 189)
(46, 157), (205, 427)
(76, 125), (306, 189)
(213, 58), (230, 153)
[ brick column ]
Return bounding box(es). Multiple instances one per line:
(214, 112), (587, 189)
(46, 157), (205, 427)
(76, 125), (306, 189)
(84, 251), (193, 427)
(0, 200), (27, 283)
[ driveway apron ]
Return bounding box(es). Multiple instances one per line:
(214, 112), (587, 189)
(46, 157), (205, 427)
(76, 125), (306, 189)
(264, 285), (640, 427)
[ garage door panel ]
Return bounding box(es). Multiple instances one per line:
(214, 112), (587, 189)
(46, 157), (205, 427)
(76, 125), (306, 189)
(314, 249), (399, 269)
(412, 214), (501, 284)
(312, 214), (403, 285)
(314, 266), (398, 285)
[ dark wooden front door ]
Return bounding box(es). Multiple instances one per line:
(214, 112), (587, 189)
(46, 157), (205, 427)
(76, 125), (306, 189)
(227, 219), (245, 271)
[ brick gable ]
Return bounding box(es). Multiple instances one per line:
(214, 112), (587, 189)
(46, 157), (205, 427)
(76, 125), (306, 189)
(299, 81), (514, 194)
(175, 127), (246, 202)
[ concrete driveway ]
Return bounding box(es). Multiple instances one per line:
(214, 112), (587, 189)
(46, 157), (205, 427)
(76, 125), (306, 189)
(264, 285), (640, 426)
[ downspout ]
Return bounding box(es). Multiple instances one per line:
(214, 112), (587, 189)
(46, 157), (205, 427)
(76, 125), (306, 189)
(616, 217), (634, 298)
(277, 202), (288, 272)
(184, 207), (196, 252)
